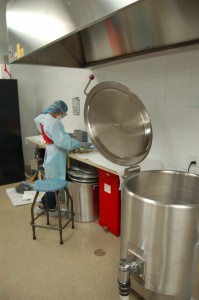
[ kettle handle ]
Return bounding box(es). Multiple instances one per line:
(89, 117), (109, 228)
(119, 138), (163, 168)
(84, 74), (95, 95)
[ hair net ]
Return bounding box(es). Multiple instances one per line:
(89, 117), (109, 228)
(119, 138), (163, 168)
(42, 100), (68, 114)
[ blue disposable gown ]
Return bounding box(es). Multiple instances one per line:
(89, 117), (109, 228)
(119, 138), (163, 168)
(34, 114), (81, 179)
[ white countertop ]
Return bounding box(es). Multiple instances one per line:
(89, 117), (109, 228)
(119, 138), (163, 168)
(70, 151), (126, 175)
(70, 151), (163, 189)
(25, 135), (163, 182)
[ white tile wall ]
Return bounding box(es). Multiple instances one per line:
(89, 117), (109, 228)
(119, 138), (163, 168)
(11, 65), (90, 164)
(10, 47), (199, 174)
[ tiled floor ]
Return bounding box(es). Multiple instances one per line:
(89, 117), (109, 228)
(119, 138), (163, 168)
(2, 182), (199, 299)
(0, 182), (142, 300)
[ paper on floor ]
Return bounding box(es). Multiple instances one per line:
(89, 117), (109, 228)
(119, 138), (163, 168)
(6, 188), (45, 206)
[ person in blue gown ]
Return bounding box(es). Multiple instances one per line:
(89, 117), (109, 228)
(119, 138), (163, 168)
(34, 100), (81, 213)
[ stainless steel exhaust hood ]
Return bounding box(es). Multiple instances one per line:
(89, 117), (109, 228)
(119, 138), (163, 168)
(6, 0), (199, 68)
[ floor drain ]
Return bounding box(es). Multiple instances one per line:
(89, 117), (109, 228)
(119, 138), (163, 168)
(94, 249), (106, 256)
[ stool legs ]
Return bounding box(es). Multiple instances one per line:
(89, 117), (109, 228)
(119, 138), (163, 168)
(31, 191), (39, 240)
(30, 187), (75, 244)
(45, 193), (50, 226)
(65, 187), (75, 229)
(55, 191), (63, 244)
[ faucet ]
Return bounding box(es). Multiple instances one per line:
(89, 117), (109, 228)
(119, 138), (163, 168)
(118, 258), (141, 297)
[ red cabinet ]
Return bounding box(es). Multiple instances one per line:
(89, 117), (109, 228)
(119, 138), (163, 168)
(98, 169), (121, 236)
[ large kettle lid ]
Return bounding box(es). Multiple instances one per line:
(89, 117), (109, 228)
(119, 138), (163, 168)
(84, 81), (152, 166)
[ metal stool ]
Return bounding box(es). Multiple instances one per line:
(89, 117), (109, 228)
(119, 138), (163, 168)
(30, 178), (75, 244)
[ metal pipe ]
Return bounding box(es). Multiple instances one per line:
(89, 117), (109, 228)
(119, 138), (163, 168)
(120, 295), (130, 300)
(118, 260), (139, 297)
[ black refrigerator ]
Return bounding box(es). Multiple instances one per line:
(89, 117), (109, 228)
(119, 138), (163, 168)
(0, 79), (25, 185)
